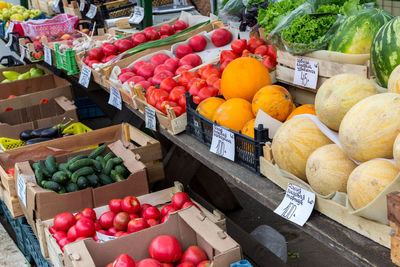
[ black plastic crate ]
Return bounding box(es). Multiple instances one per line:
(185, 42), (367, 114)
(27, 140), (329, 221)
(22, 223), (52, 267)
(0, 200), (17, 231)
(0, 56), (23, 67)
(185, 93), (271, 173)
(74, 97), (105, 120)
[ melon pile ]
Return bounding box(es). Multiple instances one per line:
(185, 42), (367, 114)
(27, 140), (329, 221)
(271, 73), (400, 212)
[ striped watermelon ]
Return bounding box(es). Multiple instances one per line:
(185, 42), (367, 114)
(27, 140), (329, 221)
(371, 17), (400, 88)
(328, 8), (393, 54)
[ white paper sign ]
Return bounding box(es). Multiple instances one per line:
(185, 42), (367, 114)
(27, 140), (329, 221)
(96, 231), (116, 243)
(108, 85), (122, 110)
(210, 125), (235, 161)
(254, 109), (283, 140)
(145, 106), (157, 131)
(20, 46), (26, 61)
(274, 183), (315, 226)
(79, 1), (85, 11)
(44, 46), (52, 65)
(86, 4), (97, 19)
(17, 173), (27, 208)
(293, 58), (319, 90)
(129, 6), (144, 24)
(79, 65), (91, 88)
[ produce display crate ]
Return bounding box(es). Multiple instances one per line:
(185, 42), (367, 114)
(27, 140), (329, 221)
(19, 38), (44, 62)
(37, 182), (226, 264)
(0, 184), (23, 218)
(62, 0), (82, 19)
(63, 207), (241, 267)
(37, 0), (56, 16)
(74, 96), (105, 120)
(377, 0), (400, 16)
(21, 222), (52, 267)
(0, 63), (52, 83)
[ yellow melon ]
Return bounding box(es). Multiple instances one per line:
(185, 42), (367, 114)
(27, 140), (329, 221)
(315, 74), (377, 131)
(347, 159), (399, 210)
(339, 93), (400, 162)
(388, 65), (400, 94)
(271, 116), (333, 181)
(306, 144), (356, 195)
(393, 133), (400, 168)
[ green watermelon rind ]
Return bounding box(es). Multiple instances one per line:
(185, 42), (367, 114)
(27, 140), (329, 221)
(328, 8), (393, 54)
(371, 17), (400, 88)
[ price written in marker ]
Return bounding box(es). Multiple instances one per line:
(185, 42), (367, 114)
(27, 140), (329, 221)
(86, 4), (97, 19)
(210, 125), (235, 161)
(44, 46), (52, 65)
(108, 85), (122, 110)
(17, 173), (27, 208)
(274, 183), (315, 226)
(293, 58), (319, 90)
(145, 106), (157, 131)
(96, 231), (116, 243)
(79, 65), (92, 88)
(129, 6), (144, 24)
(79, 1), (85, 11)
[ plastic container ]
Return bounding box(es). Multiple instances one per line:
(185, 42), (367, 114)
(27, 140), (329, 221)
(20, 14), (79, 37)
(74, 97), (105, 120)
(185, 93), (271, 173)
(55, 43), (79, 75)
(0, 200), (17, 230)
(0, 56), (23, 67)
(22, 223), (52, 267)
(0, 138), (25, 151)
(231, 260), (253, 267)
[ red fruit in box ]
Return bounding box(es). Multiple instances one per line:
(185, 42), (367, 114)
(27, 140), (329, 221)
(211, 29), (232, 47)
(182, 202), (200, 210)
(155, 64), (173, 75)
(140, 203), (153, 214)
(137, 63), (156, 79)
(88, 60), (100, 68)
(108, 227), (117, 235)
(155, 100), (164, 111)
(113, 254), (136, 267)
(53, 231), (67, 242)
(149, 235), (182, 263)
(136, 80), (151, 90)
(161, 215), (169, 223)
(119, 72), (136, 84)
(213, 79), (221, 92)
(262, 55), (277, 70)
(88, 48), (103, 60)
(109, 199), (122, 214)
(189, 35), (207, 52)
(82, 208), (96, 221)
(54, 212), (75, 232)
(83, 56), (90, 65)
(247, 37), (265, 53)
(171, 192), (190, 209)
(177, 263), (195, 267)
(115, 39), (134, 52)
(75, 218), (95, 237)
(132, 32), (147, 45)
(143, 26), (156, 33)
(181, 246), (208, 265)
(188, 85), (200, 96)
(198, 87), (217, 101)
(162, 264), (174, 267)
(93, 233), (99, 242)
(193, 96), (201, 104)
(160, 35), (169, 39)
(179, 54), (202, 67)
(267, 44), (277, 60)
(113, 212), (130, 231)
(150, 53), (171, 66)
(75, 212), (83, 221)
(49, 226), (57, 234)
(147, 218), (160, 227)
(104, 55), (116, 62)
(75, 236), (87, 242)
(127, 218), (150, 233)
(206, 75), (219, 87)
(175, 65), (193, 76)
(121, 196), (141, 214)
(176, 44), (193, 59)
(67, 225), (78, 242)
(174, 20), (188, 31)
(241, 49), (252, 57)
(178, 94), (186, 107)
(197, 261), (211, 267)
(114, 231), (126, 237)
(231, 39), (247, 55)
(129, 213), (139, 221)
(145, 29), (160, 40)
(94, 222), (102, 231)
(101, 44), (118, 56)
(178, 71), (198, 87)
(169, 86), (186, 102)
(220, 50), (238, 64)
(138, 258), (162, 267)
(120, 68), (135, 74)
(126, 75), (145, 85)
(201, 66), (221, 80)
(165, 57), (180, 71)
(98, 229), (109, 235)
(188, 78), (206, 89)
(152, 70), (174, 85)
(99, 211), (115, 230)
(142, 206), (161, 220)
(254, 45), (268, 56)
(160, 24), (175, 36)
(172, 106), (184, 117)
(133, 60), (147, 73)
(58, 237), (71, 250)
(160, 77), (178, 92)
(220, 59), (233, 72)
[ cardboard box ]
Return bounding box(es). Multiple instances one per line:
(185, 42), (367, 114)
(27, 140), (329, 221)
(0, 96), (78, 139)
(0, 64), (52, 83)
(64, 207), (241, 267)
(15, 141), (148, 234)
(0, 75), (72, 111)
(37, 182), (226, 263)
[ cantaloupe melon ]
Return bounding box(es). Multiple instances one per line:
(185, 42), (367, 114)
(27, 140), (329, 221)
(339, 93), (400, 162)
(315, 74), (377, 131)
(271, 116), (333, 181)
(306, 144), (356, 195)
(347, 159), (399, 210)
(393, 133), (400, 168)
(388, 65), (400, 93)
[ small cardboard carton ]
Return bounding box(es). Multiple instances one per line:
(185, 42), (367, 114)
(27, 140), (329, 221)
(0, 63), (52, 83)
(0, 75), (72, 111)
(0, 96), (78, 139)
(15, 140), (148, 234)
(64, 207), (241, 267)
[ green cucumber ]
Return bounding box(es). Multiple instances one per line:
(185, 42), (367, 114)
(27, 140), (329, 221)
(91, 159), (102, 173)
(96, 156), (106, 168)
(43, 181), (61, 191)
(67, 155), (87, 168)
(32, 162), (39, 170)
(45, 155), (57, 174)
(77, 176), (89, 189)
(103, 159), (114, 176)
(88, 145), (106, 159)
(69, 159), (94, 172)
(34, 168), (44, 186)
(104, 152), (115, 162)
(99, 174), (113, 185)
(58, 163), (68, 172)
(66, 183), (79, 192)
(115, 165), (129, 178)
(38, 160), (51, 177)
(71, 167), (94, 183)
(112, 157), (123, 165)
(58, 187), (66, 194)
(52, 171), (68, 185)
(86, 173), (99, 187)
(110, 170), (124, 182)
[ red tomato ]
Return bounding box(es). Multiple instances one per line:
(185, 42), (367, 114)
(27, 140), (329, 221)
(108, 227), (117, 235)
(145, 29), (160, 41)
(119, 72), (136, 83)
(206, 75), (219, 87)
(220, 59), (233, 73)
(162, 264), (174, 267)
(173, 106), (184, 117)
(88, 60), (100, 68)
(137, 63), (156, 79)
(113, 212), (130, 231)
(174, 20), (188, 31)
(161, 215), (169, 223)
(127, 218), (150, 233)
(120, 68), (135, 74)
(176, 44), (193, 59)
(262, 55), (277, 70)
(102, 44), (118, 56)
(175, 65), (193, 76)
(113, 254), (136, 267)
(6, 168), (15, 176)
(115, 39), (134, 52)
(137, 80), (151, 90)
(198, 87), (217, 101)
(241, 49), (252, 57)
(147, 218), (160, 227)
(197, 261), (211, 267)
(231, 39), (247, 55)
(150, 53), (171, 66)
(211, 29), (232, 47)
(126, 76), (145, 85)
(160, 100), (178, 115)
(193, 96), (201, 104)
(83, 56), (90, 65)
(178, 71), (199, 87)
(149, 89), (169, 107)
(178, 94), (186, 108)
(138, 258), (162, 267)
(181, 202), (200, 210)
(171, 192), (190, 209)
(82, 208), (96, 221)
(201, 67), (221, 80)
(58, 237), (71, 250)
(98, 229), (109, 236)
(187, 78), (206, 90)
(146, 86), (156, 99)
(121, 196), (141, 214)
(189, 35), (207, 52)
(254, 45), (268, 56)
(49, 226), (57, 234)
(142, 206), (161, 220)
(149, 235), (182, 263)
(161, 204), (178, 217)
(160, 77), (178, 92)
(177, 263), (195, 267)
(197, 64), (209, 77)
(132, 32), (147, 46)
(152, 70), (174, 85)
(54, 212), (76, 232)
(75, 218), (95, 237)
(160, 24), (175, 36)
(129, 213), (139, 221)
(213, 79), (221, 92)
(41, 99), (49, 104)
(75, 236), (87, 242)
(109, 199), (122, 214)
(114, 231), (126, 237)
(94, 222), (102, 231)
(155, 64), (174, 75)
(93, 233), (99, 242)
(133, 60), (147, 73)
(181, 246), (208, 265)
(169, 86), (186, 102)
(53, 231), (67, 242)
(88, 48), (103, 60)
(67, 225), (78, 242)
(164, 57), (180, 72)
(140, 203), (153, 214)
(179, 54), (202, 68)
(75, 212), (83, 221)
(267, 44), (277, 61)
(247, 37), (266, 53)
(220, 50), (238, 64)
(99, 211), (115, 230)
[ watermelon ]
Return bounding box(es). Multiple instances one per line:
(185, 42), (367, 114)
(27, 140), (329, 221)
(371, 17), (400, 88)
(328, 8), (393, 54)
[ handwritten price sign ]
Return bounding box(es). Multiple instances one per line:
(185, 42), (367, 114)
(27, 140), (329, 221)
(293, 58), (319, 90)
(210, 125), (235, 161)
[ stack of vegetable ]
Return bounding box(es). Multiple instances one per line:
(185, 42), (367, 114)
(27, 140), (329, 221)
(20, 121), (72, 145)
(31, 145), (130, 194)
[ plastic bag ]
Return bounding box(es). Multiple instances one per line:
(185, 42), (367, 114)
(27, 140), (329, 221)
(218, 0), (245, 16)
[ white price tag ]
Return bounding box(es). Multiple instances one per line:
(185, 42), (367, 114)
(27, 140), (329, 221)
(145, 106), (157, 131)
(108, 85), (122, 110)
(86, 4), (97, 19)
(210, 125), (235, 161)
(44, 46), (52, 65)
(79, 1), (85, 11)
(129, 6), (144, 24)
(20, 46), (26, 61)
(17, 173), (27, 208)
(96, 231), (116, 243)
(293, 58), (319, 90)
(274, 183), (315, 226)
(79, 65), (92, 88)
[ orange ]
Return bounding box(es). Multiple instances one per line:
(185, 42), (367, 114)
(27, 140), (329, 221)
(213, 98), (254, 132)
(241, 118), (255, 138)
(286, 104), (316, 121)
(196, 97), (225, 120)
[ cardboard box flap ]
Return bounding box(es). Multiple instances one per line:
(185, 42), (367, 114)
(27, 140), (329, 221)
(65, 241), (96, 267)
(108, 140), (146, 173)
(55, 96), (76, 112)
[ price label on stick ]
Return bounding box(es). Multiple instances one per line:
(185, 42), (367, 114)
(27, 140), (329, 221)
(44, 46), (52, 65)
(274, 183), (315, 226)
(86, 4), (97, 19)
(79, 65), (92, 88)
(79, 1), (85, 11)
(293, 58), (319, 90)
(108, 85), (122, 110)
(145, 106), (157, 131)
(129, 6), (144, 24)
(210, 125), (235, 161)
